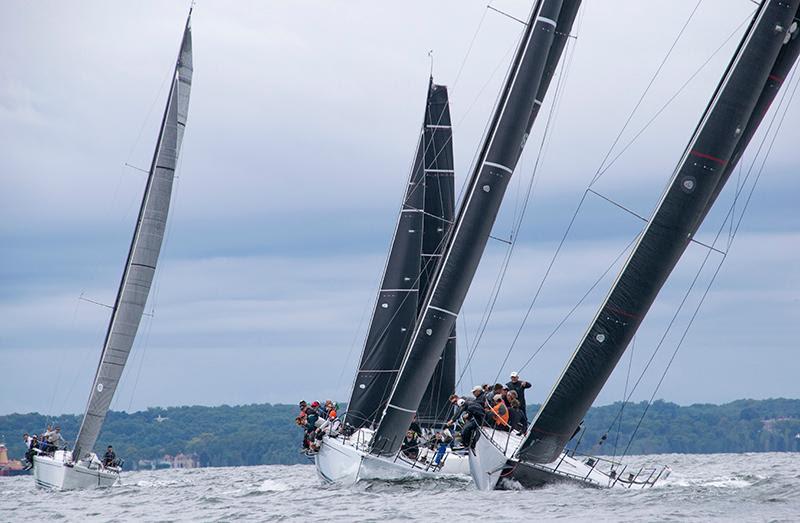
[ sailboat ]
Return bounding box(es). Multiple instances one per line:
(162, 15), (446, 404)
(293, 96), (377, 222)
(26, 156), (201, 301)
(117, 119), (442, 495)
(315, 0), (581, 483)
(470, 0), (800, 490)
(33, 11), (194, 490)
(315, 77), (466, 483)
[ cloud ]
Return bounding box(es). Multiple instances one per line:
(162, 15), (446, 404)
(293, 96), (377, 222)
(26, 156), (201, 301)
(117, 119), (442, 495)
(1, 1), (798, 415)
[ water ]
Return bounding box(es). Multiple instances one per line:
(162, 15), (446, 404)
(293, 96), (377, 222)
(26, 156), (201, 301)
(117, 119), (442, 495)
(1, 453), (798, 521)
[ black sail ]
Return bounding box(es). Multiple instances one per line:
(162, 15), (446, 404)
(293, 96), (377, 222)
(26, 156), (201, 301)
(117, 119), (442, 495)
(519, 0), (800, 464)
(372, 0), (582, 455)
(417, 83), (457, 429)
(346, 80), (454, 428)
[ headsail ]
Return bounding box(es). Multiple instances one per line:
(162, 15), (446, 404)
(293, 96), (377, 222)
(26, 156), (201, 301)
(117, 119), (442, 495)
(72, 12), (194, 461)
(371, 0), (583, 455)
(346, 80), (455, 428)
(519, 0), (800, 464)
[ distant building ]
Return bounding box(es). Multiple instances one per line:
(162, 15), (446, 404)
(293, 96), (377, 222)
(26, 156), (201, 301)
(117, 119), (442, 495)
(137, 452), (200, 470)
(761, 417), (799, 433)
(0, 444), (27, 476)
(169, 453), (199, 469)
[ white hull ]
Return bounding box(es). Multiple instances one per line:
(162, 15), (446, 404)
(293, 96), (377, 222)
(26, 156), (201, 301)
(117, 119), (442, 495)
(470, 428), (669, 490)
(33, 451), (118, 490)
(314, 428), (470, 485)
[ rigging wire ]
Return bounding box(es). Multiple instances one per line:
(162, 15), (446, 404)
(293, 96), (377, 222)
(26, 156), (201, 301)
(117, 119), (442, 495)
(590, 12), (754, 188)
(611, 334), (635, 465)
(345, 111), (462, 424)
(618, 59), (800, 459)
(589, 0), (703, 186)
(341, 4), (529, 421)
(124, 152), (186, 411)
(459, 312), (475, 386)
(335, 291), (373, 398)
(54, 49), (179, 417)
(455, 28), (579, 389)
(452, 4), (491, 89)
(496, 6), (751, 376)
(516, 234), (640, 373)
(338, 4), (500, 396)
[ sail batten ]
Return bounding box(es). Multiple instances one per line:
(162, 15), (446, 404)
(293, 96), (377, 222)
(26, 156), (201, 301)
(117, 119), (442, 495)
(371, 0), (582, 455)
(72, 14), (193, 461)
(519, 0), (800, 464)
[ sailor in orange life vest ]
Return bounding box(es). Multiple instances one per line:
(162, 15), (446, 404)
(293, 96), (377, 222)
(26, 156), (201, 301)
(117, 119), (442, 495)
(488, 394), (510, 431)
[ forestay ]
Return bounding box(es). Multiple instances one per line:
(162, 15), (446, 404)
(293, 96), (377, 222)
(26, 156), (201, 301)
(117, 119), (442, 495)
(519, 0), (800, 464)
(72, 14), (194, 461)
(371, 0), (583, 455)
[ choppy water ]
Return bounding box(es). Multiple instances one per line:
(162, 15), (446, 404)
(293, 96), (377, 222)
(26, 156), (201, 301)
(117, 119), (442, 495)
(1, 453), (798, 521)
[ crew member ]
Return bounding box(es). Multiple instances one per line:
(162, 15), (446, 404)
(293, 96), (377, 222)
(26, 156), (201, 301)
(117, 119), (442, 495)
(400, 430), (419, 460)
(489, 394), (510, 430)
(506, 372), (532, 412)
(103, 445), (116, 467)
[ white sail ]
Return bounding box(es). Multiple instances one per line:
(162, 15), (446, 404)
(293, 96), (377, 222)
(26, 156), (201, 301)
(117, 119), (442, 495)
(71, 16), (193, 462)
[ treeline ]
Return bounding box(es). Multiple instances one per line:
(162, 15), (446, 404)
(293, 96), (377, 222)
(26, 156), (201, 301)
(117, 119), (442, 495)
(580, 398), (800, 456)
(2, 399), (798, 469)
(1, 404), (306, 469)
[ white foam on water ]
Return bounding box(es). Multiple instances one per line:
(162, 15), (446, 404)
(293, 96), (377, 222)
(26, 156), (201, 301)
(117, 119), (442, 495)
(702, 478), (754, 489)
(664, 476), (757, 489)
(257, 479), (292, 492)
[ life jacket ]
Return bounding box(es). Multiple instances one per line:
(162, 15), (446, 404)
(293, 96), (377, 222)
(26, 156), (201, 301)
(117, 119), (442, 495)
(490, 402), (509, 427)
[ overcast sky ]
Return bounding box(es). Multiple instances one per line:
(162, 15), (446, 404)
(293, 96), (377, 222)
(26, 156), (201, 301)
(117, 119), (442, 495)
(2, 0), (798, 416)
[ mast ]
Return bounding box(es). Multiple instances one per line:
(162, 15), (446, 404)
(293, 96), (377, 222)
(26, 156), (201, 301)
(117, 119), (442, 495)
(72, 11), (194, 461)
(417, 82), (456, 429)
(345, 80), (454, 428)
(371, 0), (582, 455)
(518, 0), (800, 464)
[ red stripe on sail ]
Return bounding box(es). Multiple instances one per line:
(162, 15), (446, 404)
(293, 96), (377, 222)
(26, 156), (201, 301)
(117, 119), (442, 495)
(690, 150), (727, 166)
(606, 303), (640, 319)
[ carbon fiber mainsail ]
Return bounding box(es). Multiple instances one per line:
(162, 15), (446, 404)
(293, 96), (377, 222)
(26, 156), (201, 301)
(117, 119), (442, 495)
(72, 12), (194, 462)
(371, 0), (583, 455)
(417, 84), (456, 429)
(519, 0), (800, 464)
(346, 80), (456, 429)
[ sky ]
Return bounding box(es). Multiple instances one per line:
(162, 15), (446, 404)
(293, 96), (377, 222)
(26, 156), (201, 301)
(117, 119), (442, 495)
(1, 0), (798, 417)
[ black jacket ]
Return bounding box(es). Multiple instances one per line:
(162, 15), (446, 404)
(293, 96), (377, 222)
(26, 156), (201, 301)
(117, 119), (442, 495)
(506, 380), (532, 409)
(464, 401), (486, 425)
(509, 406), (528, 432)
(450, 399), (486, 425)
